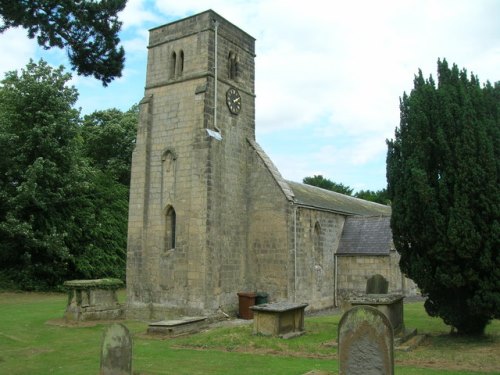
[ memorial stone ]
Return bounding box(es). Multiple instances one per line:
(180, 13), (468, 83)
(100, 323), (132, 375)
(338, 306), (394, 375)
(366, 274), (389, 294)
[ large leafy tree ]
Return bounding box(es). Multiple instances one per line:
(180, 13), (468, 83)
(0, 60), (81, 288)
(303, 175), (354, 195)
(387, 59), (499, 335)
(0, 60), (127, 289)
(81, 106), (138, 185)
(0, 0), (126, 85)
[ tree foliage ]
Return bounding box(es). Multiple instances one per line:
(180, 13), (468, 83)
(0, 60), (80, 288)
(81, 106), (138, 185)
(0, 60), (133, 290)
(302, 175), (389, 204)
(354, 189), (390, 205)
(0, 0), (126, 85)
(387, 59), (499, 335)
(303, 175), (354, 195)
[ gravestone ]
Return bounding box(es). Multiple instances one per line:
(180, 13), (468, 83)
(366, 274), (389, 294)
(338, 306), (394, 375)
(100, 323), (132, 375)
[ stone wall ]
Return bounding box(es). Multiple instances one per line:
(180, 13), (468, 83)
(246, 141), (291, 305)
(126, 10), (414, 319)
(336, 252), (418, 300)
(294, 207), (345, 310)
(127, 11), (257, 319)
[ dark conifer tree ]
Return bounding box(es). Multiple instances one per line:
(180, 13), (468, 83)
(387, 59), (499, 335)
(0, 0), (126, 85)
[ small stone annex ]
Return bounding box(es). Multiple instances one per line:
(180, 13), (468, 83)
(126, 9), (416, 319)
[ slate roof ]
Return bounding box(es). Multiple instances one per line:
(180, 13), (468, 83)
(247, 138), (391, 217)
(337, 216), (393, 255)
(286, 181), (391, 216)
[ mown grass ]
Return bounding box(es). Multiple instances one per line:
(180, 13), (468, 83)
(0, 292), (499, 374)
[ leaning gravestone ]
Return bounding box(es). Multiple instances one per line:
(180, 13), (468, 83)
(100, 323), (132, 375)
(366, 274), (389, 295)
(338, 306), (394, 375)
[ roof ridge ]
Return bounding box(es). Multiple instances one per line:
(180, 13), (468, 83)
(246, 138), (295, 201)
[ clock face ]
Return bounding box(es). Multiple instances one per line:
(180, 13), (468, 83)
(226, 88), (241, 115)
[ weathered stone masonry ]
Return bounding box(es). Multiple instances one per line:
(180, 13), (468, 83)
(126, 10), (416, 319)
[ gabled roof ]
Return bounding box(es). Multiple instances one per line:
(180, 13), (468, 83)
(337, 216), (393, 255)
(286, 181), (391, 216)
(247, 138), (295, 201)
(247, 138), (391, 217)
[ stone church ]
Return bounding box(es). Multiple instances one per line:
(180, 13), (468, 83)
(126, 10), (415, 319)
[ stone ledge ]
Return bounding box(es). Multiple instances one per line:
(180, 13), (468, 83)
(147, 316), (208, 336)
(251, 302), (308, 313)
(63, 278), (124, 290)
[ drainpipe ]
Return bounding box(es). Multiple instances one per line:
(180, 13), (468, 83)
(334, 253), (338, 307)
(293, 205), (297, 302)
(213, 20), (220, 132)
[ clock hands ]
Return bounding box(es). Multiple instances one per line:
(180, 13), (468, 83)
(226, 88), (241, 114)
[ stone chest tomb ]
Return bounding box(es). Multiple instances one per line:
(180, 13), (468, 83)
(64, 278), (123, 321)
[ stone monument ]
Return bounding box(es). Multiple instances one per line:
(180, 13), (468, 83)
(64, 278), (123, 321)
(349, 274), (405, 335)
(338, 306), (394, 375)
(100, 323), (132, 375)
(366, 274), (389, 294)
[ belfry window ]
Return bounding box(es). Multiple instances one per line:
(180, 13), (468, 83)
(165, 206), (176, 250)
(178, 50), (184, 75)
(170, 51), (177, 79)
(170, 50), (184, 78)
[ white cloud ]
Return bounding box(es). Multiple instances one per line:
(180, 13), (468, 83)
(148, 0), (499, 189)
(1, 0), (498, 190)
(119, 0), (163, 29)
(0, 28), (37, 76)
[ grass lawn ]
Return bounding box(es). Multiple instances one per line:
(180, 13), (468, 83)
(0, 292), (499, 374)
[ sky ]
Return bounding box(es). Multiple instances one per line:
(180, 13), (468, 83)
(0, 0), (499, 192)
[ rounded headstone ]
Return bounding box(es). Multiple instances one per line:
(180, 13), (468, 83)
(100, 323), (132, 375)
(338, 305), (394, 375)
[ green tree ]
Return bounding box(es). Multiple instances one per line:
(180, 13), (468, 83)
(0, 60), (81, 288)
(0, 0), (126, 85)
(303, 175), (354, 195)
(355, 188), (390, 205)
(386, 59), (499, 335)
(0, 60), (127, 289)
(81, 106), (138, 185)
(65, 168), (128, 281)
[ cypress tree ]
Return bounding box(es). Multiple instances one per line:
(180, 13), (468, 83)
(387, 59), (499, 335)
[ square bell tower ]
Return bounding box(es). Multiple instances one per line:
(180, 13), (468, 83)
(126, 10), (256, 318)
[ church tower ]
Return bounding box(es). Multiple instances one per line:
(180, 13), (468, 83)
(126, 10), (256, 318)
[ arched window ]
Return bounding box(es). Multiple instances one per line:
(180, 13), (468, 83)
(170, 51), (177, 79)
(228, 51), (239, 80)
(313, 221), (322, 265)
(161, 149), (176, 204)
(165, 206), (176, 250)
(178, 50), (184, 76)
